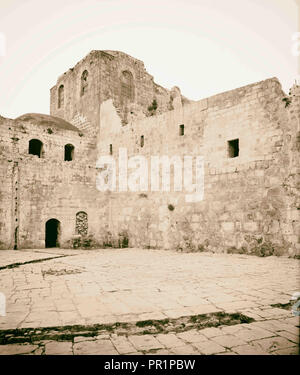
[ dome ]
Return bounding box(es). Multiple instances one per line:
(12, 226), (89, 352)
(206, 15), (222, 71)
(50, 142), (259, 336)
(15, 113), (80, 132)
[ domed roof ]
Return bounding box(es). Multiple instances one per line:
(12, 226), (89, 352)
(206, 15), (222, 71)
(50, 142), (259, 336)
(15, 113), (80, 132)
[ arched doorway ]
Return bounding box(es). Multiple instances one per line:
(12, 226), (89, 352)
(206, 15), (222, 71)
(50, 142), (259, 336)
(45, 219), (60, 248)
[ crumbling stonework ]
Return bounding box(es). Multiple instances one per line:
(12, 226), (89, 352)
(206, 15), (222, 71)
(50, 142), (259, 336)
(96, 76), (299, 257)
(0, 50), (299, 256)
(50, 50), (189, 135)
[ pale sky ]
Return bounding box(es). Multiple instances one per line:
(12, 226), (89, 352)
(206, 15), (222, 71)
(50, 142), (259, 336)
(0, 0), (299, 118)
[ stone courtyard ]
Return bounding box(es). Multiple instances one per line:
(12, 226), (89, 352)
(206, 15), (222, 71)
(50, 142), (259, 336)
(0, 248), (299, 355)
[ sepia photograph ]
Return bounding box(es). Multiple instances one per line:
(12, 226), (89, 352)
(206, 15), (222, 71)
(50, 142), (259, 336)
(0, 0), (299, 363)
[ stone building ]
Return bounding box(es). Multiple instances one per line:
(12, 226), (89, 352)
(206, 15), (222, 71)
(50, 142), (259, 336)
(0, 50), (299, 256)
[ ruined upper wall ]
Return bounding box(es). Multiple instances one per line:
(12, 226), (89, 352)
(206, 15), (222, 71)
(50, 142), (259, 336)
(96, 77), (300, 256)
(50, 50), (190, 139)
(98, 77), (286, 163)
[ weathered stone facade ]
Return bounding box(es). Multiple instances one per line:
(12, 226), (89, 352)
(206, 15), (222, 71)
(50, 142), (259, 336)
(0, 50), (299, 256)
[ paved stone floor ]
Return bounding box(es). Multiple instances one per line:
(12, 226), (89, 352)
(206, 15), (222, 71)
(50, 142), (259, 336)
(0, 248), (299, 355)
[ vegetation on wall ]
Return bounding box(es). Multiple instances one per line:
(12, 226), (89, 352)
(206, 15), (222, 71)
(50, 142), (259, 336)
(282, 97), (291, 107)
(147, 99), (158, 116)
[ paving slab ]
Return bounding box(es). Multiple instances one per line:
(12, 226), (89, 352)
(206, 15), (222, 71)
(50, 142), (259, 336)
(0, 248), (299, 355)
(128, 335), (164, 351)
(232, 344), (269, 355)
(155, 333), (184, 348)
(211, 334), (248, 348)
(44, 341), (73, 355)
(176, 330), (209, 344)
(192, 340), (227, 355)
(169, 344), (200, 355)
(73, 339), (118, 355)
(0, 344), (38, 355)
(250, 336), (297, 353)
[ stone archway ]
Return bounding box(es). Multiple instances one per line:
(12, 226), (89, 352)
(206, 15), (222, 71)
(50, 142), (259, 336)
(45, 219), (61, 248)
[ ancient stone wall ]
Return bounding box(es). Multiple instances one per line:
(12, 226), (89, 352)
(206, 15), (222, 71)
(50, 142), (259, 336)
(0, 115), (109, 249)
(0, 160), (13, 249)
(50, 51), (102, 140)
(1, 51), (298, 256)
(96, 78), (299, 256)
(50, 50), (190, 154)
(16, 160), (109, 249)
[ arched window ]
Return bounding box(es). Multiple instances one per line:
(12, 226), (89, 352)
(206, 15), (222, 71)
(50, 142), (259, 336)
(64, 144), (74, 161)
(80, 70), (88, 96)
(58, 85), (64, 108)
(76, 211), (88, 236)
(29, 139), (43, 158)
(121, 70), (135, 103)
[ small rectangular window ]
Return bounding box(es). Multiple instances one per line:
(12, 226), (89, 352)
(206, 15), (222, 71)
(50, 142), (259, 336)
(179, 124), (184, 136)
(64, 144), (74, 161)
(109, 144), (113, 155)
(140, 135), (144, 147)
(228, 139), (239, 158)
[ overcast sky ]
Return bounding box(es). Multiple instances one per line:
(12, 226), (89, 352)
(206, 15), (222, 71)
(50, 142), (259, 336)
(0, 0), (299, 118)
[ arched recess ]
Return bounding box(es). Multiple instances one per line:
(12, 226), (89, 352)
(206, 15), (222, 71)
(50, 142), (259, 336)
(80, 70), (88, 96)
(76, 211), (88, 236)
(58, 84), (64, 108)
(121, 70), (135, 103)
(29, 139), (43, 158)
(45, 219), (61, 248)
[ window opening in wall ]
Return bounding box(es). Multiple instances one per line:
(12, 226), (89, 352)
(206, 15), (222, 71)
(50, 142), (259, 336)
(110, 144), (113, 155)
(81, 70), (88, 96)
(64, 144), (74, 161)
(14, 226), (18, 250)
(140, 135), (144, 147)
(58, 84), (64, 108)
(179, 124), (184, 136)
(228, 138), (239, 158)
(29, 139), (43, 158)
